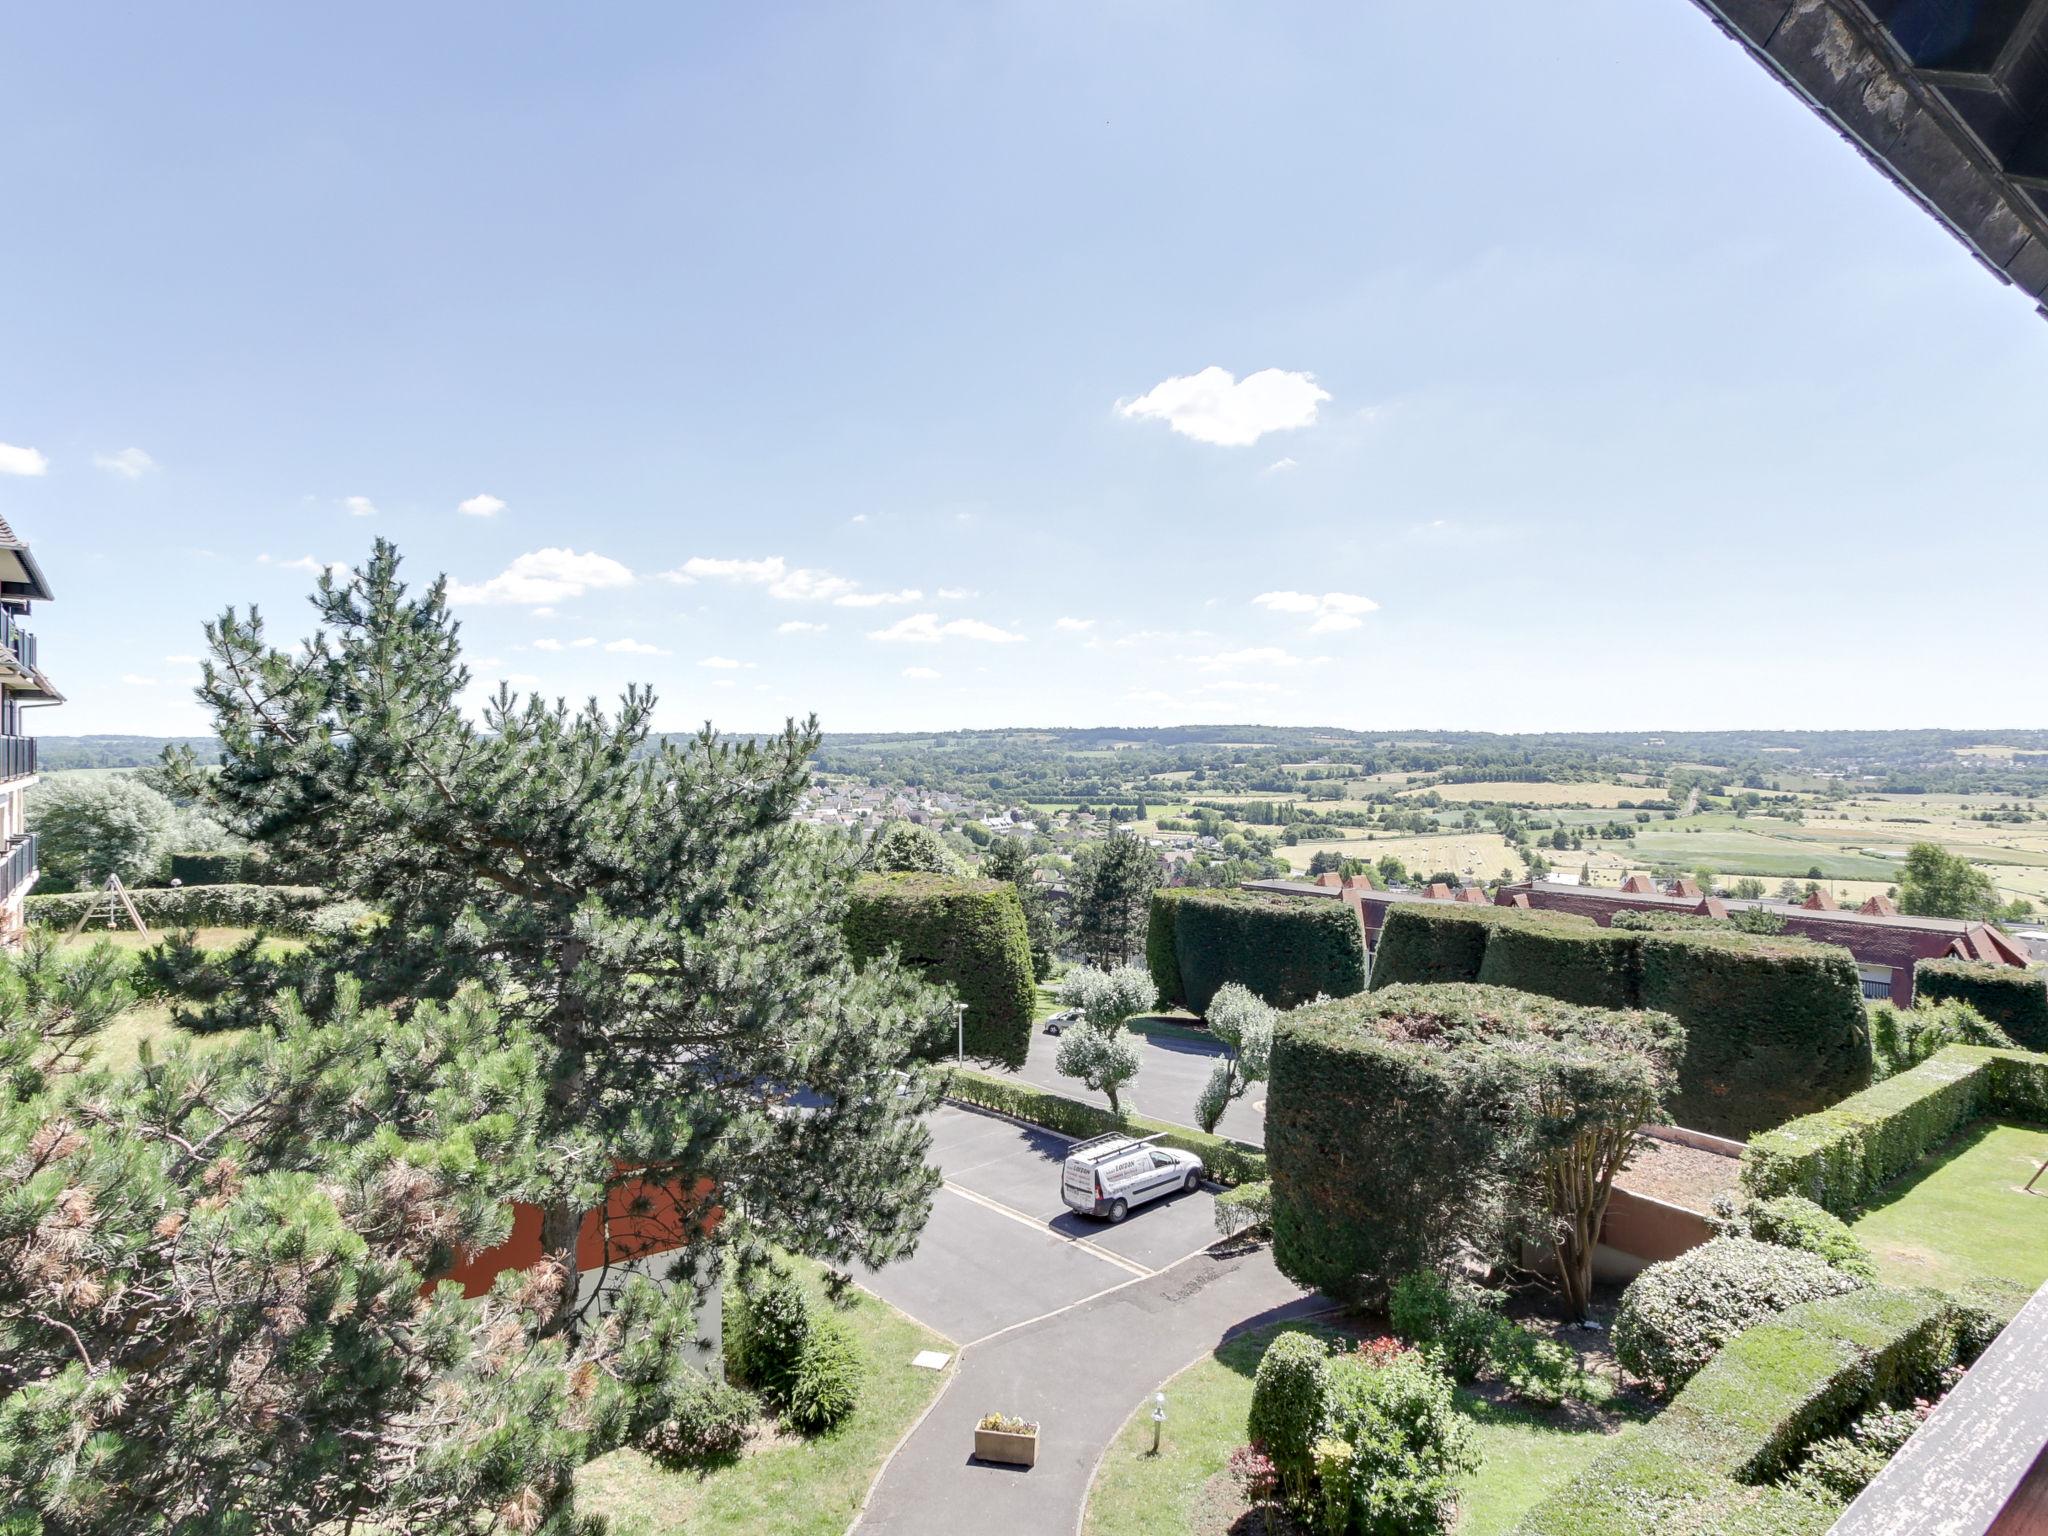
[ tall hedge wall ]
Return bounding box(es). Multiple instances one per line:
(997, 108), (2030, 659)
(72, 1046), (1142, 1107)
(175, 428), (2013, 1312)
(1146, 887), (1190, 1008)
(1372, 905), (1870, 1137)
(1742, 1043), (2048, 1215)
(1267, 982), (1680, 1306)
(26, 884), (329, 935)
(1914, 959), (2048, 1051)
(1511, 1287), (1966, 1536)
(1147, 888), (1366, 1016)
(843, 872), (1035, 1070)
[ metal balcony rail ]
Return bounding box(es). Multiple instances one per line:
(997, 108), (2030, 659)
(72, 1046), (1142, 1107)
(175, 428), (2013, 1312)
(0, 609), (36, 673)
(0, 735), (33, 780)
(0, 832), (37, 903)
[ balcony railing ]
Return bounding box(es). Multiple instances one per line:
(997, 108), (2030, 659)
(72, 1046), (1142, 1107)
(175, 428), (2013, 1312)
(0, 833), (36, 904)
(0, 735), (34, 781)
(0, 609), (36, 673)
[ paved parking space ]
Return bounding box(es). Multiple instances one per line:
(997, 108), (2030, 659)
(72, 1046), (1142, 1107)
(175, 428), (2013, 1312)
(856, 1106), (1221, 1345)
(1013, 1021), (1266, 1145)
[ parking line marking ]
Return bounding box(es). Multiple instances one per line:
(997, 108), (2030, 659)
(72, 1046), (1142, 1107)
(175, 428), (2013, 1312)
(939, 1181), (1153, 1279)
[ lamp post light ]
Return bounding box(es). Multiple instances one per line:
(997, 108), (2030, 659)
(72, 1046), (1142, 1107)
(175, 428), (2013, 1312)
(1150, 1391), (1166, 1454)
(955, 1001), (968, 1065)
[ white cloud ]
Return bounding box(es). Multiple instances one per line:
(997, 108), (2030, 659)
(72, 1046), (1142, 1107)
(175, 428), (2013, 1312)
(1118, 367), (1330, 447)
(532, 638), (565, 652)
(663, 554), (918, 608)
(570, 637), (597, 648)
(902, 666), (942, 680)
(1191, 645), (1329, 673)
(604, 638), (669, 655)
(458, 493), (506, 518)
(1265, 457), (1299, 475)
(343, 495), (378, 518)
(95, 447), (157, 479)
(529, 606), (556, 619)
(1253, 589), (1379, 633)
(777, 620), (828, 635)
(260, 554), (350, 579)
(0, 443), (49, 477)
(698, 655), (751, 669)
(163, 653), (200, 665)
(1054, 617), (1096, 633)
(447, 548), (635, 606)
(122, 673), (158, 686)
(868, 613), (1024, 645)
(849, 513), (869, 525)
(937, 587), (976, 601)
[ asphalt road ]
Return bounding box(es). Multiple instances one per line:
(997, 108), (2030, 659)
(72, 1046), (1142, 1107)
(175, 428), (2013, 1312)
(1010, 1017), (1267, 1146)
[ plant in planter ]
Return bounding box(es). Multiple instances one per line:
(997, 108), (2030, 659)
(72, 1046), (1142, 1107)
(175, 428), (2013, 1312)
(974, 1412), (1041, 1467)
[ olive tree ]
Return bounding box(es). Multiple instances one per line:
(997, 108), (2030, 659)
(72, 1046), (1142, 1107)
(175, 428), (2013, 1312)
(1054, 964), (1156, 1118)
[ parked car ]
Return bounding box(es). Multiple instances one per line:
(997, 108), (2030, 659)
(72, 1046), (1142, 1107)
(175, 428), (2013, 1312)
(1043, 1007), (1081, 1035)
(1060, 1132), (1203, 1222)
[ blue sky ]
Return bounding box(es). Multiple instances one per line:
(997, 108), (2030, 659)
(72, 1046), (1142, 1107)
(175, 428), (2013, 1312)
(4, 2), (2044, 739)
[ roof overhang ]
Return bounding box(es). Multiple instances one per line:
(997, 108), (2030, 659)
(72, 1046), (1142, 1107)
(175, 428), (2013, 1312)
(1688, 0), (2048, 314)
(0, 544), (53, 603)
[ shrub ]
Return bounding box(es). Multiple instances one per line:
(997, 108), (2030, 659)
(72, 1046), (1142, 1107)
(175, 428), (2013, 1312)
(1214, 1180), (1272, 1241)
(1247, 1331), (1330, 1507)
(1612, 1237), (1865, 1395)
(724, 1268), (813, 1408)
(1746, 1196), (1877, 1282)
(1268, 984), (1680, 1310)
(307, 898), (376, 939)
(1782, 1403), (1925, 1504)
(1913, 959), (2048, 1050)
(864, 820), (962, 874)
(843, 872), (1036, 1069)
(782, 1311), (862, 1433)
(1512, 1287), (1965, 1536)
(1742, 1044), (2048, 1215)
(1870, 998), (2011, 1079)
(1152, 887), (1366, 1014)
(1322, 1345), (1477, 1536)
(640, 1372), (759, 1465)
(27, 883), (328, 935)
(1387, 1271), (1497, 1383)
(943, 1067), (1266, 1184)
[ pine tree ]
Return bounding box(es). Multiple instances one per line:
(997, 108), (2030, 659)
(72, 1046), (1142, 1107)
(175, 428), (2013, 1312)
(1067, 829), (1158, 967)
(167, 542), (947, 1338)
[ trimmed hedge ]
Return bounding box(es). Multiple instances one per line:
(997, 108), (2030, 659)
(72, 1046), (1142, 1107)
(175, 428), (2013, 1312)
(1374, 905), (1870, 1137)
(843, 872), (1035, 1070)
(1148, 887), (1366, 1016)
(1266, 983), (1680, 1307)
(167, 851), (247, 886)
(1367, 904), (1508, 988)
(1637, 930), (1871, 1139)
(945, 1066), (1266, 1185)
(26, 883), (328, 935)
(1914, 958), (2048, 1050)
(1742, 1043), (2048, 1215)
(1513, 1286), (1965, 1536)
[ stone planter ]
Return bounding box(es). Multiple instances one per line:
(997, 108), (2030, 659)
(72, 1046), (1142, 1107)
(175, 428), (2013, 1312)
(973, 1425), (1039, 1467)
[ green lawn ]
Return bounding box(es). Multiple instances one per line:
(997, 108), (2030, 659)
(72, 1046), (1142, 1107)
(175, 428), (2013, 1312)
(1851, 1121), (2048, 1296)
(50, 926), (299, 1072)
(1082, 1320), (1645, 1536)
(577, 1259), (953, 1536)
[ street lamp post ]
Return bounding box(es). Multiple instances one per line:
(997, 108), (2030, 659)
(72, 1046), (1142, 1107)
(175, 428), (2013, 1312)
(955, 1001), (968, 1065)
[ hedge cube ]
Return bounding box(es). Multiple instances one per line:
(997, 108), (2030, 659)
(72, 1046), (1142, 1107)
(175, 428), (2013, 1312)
(1147, 887), (1365, 1016)
(843, 872), (1035, 1069)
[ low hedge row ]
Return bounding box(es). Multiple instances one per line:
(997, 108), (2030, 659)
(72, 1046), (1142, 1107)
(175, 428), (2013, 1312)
(1742, 1043), (2048, 1215)
(843, 872), (1036, 1070)
(1914, 958), (2048, 1050)
(944, 1066), (1266, 1185)
(1370, 904), (1869, 1137)
(1147, 887), (1366, 1016)
(1512, 1286), (1964, 1536)
(26, 883), (329, 935)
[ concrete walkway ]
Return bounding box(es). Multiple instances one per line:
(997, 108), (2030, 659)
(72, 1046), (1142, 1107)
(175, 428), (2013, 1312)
(852, 1243), (1320, 1536)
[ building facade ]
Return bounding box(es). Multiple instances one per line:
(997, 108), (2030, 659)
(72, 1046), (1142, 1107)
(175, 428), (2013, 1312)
(0, 516), (58, 947)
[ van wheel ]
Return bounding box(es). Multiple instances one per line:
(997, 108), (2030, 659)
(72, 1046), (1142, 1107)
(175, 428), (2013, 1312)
(1108, 1199), (1128, 1224)
(1183, 1170), (1200, 1194)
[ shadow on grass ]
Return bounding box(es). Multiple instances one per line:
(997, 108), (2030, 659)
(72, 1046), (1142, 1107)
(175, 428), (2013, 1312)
(1854, 1117), (2048, 1220)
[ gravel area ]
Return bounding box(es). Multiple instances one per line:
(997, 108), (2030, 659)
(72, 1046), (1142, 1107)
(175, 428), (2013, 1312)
(1615, 1135), (1741, 1212)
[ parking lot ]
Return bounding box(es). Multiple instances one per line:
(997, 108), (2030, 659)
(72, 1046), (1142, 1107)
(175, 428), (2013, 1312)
(856, 1104), (1221, 1344)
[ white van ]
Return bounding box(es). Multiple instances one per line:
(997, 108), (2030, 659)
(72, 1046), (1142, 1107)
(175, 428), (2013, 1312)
(1061, 1133), (1204, 1222)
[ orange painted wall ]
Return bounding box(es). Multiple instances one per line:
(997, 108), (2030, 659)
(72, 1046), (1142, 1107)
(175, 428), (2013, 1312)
(439, 1172), (722, 1298)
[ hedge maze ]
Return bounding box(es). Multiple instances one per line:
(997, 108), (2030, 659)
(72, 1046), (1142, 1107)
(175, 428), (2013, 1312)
(1146, 887), (1366, 1016)
(1370, 904), (1870, 1138)
(843, 872), (1036, 1069)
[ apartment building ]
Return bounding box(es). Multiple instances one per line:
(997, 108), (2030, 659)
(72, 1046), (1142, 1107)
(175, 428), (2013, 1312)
(0, 516), (58, 946)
